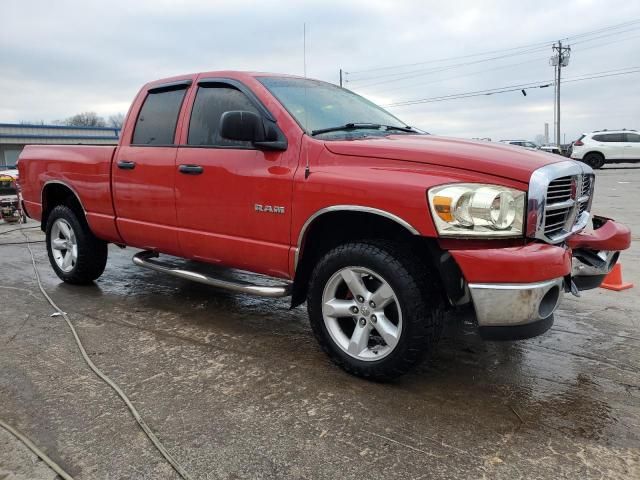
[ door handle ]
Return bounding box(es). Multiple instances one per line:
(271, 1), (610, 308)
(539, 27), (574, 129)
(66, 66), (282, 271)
(179, 164), (204, 175)
(117, 160), (136, 170)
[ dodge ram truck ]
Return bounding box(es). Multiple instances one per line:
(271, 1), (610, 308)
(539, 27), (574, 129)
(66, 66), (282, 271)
(18, 71), (631, 380)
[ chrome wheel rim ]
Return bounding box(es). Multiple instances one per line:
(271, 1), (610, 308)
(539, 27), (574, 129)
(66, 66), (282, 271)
(322, 266), (402, 361)
(50, 219), (77, 273)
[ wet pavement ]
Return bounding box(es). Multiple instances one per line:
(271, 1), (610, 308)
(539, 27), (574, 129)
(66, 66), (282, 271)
(0, 164), (639, 479)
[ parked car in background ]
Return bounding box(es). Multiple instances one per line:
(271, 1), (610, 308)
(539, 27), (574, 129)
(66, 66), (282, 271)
(499, 139), (539, 150)
(0, 165), (19, 179)
(538, 145), (562, 155)
(570, 129), (640, 169)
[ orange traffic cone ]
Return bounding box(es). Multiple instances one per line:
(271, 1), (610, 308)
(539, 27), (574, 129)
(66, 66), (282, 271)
(600, 264), (633, 291)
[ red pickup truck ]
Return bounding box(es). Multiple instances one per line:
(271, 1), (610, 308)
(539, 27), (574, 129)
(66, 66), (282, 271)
(18, 71), (631, 380)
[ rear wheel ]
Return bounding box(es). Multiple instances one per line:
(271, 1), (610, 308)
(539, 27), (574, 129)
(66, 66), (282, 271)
(583, 152), (605, 169)
(46, 205), (108, 284)
(307, 241), (444, 381)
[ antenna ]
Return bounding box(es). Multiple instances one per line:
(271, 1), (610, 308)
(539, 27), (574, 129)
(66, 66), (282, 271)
(303, 22), (311, 179)
(303, 23), (307, 78)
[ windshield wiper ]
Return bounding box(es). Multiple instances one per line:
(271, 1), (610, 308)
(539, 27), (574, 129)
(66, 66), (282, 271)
(311, 123), (382, 136)
(311, 123), (418, 136)
(384, 125), (418, 133)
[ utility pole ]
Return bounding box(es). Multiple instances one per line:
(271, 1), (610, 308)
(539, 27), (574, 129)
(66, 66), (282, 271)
(339, 68), (343, 88)
(551, 41), (570, 147)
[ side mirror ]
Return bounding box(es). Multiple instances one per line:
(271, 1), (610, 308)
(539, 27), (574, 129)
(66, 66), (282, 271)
(220, 111), (263, 142)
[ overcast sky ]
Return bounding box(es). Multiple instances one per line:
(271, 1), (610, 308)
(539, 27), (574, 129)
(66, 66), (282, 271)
(1, 0), (639, 142)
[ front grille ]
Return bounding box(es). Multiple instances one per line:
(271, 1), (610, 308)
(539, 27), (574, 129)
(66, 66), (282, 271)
(542, 173), (593, 240)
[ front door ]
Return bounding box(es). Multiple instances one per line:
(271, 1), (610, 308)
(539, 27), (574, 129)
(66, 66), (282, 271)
(175, 82), (295, 278)
(112, 83), (190, 256)
(624, 132), (640, 160)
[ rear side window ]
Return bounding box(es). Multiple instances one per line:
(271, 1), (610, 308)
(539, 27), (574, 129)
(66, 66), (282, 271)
(132, 87), (187, 145)
(593, 133), (624, 142)
(187, 85), (259, 147)
(625, 133), (640, 142)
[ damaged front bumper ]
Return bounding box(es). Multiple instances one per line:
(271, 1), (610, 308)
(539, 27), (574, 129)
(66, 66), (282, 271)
(568, 216), (630, 291)
(448, 216), (631, 340)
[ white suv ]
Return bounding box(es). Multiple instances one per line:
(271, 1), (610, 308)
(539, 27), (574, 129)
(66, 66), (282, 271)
(570, 130), (640, 169)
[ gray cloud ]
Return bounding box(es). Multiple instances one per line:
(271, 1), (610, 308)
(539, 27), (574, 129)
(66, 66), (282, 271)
(1, 0), (638, 142)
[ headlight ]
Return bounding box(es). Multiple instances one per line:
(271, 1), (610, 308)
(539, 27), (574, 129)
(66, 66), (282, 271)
(428, 184), (525, 237)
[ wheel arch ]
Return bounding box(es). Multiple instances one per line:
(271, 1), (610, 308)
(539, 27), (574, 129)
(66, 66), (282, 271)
(41, 181), (87, 230)
(291, 207), (455, 308)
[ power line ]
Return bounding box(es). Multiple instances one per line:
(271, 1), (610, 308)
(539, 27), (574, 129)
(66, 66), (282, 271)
(354, 31), (640, 99)
(346, 45), (549, 86)
(346, 41), (552, 76)
(385, 81), (554, 107)
(357, 55), (551, 96)
(570, 25), (640, 45)
(348, 44), (548, 86)
(344, 18), (640, 81)
(383, 67), (640, 107)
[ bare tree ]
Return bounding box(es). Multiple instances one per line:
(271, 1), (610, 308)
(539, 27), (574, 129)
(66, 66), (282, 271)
(108, 113), (125, 129)
(58, 112), (106, 127)
(534, 134), (546, 146)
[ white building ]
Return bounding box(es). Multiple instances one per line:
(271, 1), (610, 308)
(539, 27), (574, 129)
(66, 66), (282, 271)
(0, 123), (120, 168)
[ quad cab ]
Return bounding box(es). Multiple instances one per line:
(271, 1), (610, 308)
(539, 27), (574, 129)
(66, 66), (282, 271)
(18, 72), (631, 380)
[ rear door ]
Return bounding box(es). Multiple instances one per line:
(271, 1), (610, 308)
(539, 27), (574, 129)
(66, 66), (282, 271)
(624, 132), (640, 160)
(112, 81), (191, 256)
(174, 79), (295, 278)
(593, 133), (625, 160)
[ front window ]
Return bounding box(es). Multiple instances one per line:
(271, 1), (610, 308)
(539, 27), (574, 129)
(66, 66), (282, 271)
(258, 76), (411, 138)
(188, 84), (259, 148)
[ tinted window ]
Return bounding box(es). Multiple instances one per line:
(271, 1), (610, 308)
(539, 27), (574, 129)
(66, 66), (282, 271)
(132, 87), (187, 145)
(625, 133), (640, 142)
(188, 85), (259, 147)
(593, 133), (624, 142)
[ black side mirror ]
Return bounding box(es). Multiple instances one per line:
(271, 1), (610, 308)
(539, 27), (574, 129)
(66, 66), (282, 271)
(220, 111), (264, 142)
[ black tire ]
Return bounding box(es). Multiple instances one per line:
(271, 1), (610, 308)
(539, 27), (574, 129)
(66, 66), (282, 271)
(45, 205), (108, 284)
(583, 152), (605, 169)
(307, 240), (444, 381)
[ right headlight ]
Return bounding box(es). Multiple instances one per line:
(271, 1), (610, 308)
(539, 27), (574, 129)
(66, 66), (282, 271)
(427, 183), (525, 237)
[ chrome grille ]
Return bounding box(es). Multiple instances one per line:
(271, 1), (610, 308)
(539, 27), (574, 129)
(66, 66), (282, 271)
(578, 175), (592, 215)
(543, 173), (594, 240)
(546, 176), (573, 202)
(528, 161), (594, 244)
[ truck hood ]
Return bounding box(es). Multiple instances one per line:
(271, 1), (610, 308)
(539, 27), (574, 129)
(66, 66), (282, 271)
(323, 135), (564, 183)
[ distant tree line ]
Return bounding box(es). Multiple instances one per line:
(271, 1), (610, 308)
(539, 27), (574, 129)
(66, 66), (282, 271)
(20, 112), (125, 129)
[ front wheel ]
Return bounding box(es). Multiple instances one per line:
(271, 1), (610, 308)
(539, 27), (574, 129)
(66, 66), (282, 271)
(307, 241), (444, 381)
(46, 205), (108, 284)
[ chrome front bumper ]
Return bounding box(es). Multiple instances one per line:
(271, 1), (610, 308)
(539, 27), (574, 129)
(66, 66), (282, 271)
(469, 277), (564, 327)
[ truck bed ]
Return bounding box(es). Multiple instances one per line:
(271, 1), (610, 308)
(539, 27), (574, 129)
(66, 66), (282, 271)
(18, 144), (120, 242)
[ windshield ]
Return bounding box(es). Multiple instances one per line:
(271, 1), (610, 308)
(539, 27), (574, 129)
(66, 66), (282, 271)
(258, 76), (409, 136)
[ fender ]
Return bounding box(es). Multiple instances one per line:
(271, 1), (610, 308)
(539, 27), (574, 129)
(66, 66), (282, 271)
(42, 180), (88, 215)
(294, 205), (420, 269)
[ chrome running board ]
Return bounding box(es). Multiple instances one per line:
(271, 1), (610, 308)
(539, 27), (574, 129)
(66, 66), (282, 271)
(132, 251), (292, 298)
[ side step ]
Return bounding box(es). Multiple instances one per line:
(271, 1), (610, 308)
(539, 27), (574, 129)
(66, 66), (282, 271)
(132, 251), (292, 298)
